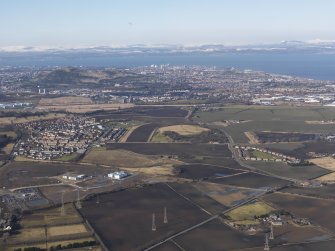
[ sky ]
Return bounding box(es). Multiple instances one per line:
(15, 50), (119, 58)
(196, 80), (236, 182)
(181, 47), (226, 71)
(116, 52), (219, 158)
(1, 0), (335, 47)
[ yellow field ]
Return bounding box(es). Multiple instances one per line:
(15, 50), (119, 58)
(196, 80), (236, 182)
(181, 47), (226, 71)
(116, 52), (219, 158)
(226, 201), (275, 224)
(123, 165), (176, 176)
(3, 143), (14, 154)
(0, 131), (17, 138)
(39, 96), (93, 106)
(4, 204), (94, 250)
(194, 182), (258, 207)
(9, 227), (45, 243)
(20, 204), (82, 228)
(82, 148), (181, 168)
(244, 131), (259, 144)
(36, 103), (134, 113)
(150, 132), (174, 143)
(0, 113), (66, 125)
(48, 223), (88, 237)
(316, 172), (335, 182)
(309, 157), (335, 170)
(158, 124), (209, 136)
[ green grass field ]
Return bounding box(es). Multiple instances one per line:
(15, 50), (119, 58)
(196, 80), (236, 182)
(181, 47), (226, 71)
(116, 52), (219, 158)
(226, 201), (275, 224)
(151, 132), (173, 143)
(250, 150), (277, 160)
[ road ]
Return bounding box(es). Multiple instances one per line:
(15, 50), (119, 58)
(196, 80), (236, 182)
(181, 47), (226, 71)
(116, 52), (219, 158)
(223, 130), (300, 183)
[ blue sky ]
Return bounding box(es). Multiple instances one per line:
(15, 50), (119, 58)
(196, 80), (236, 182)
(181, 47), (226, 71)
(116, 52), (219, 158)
(1, 0), (335, 47)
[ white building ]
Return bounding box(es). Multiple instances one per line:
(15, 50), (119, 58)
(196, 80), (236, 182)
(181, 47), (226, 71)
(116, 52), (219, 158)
(108, 171), (129, 180)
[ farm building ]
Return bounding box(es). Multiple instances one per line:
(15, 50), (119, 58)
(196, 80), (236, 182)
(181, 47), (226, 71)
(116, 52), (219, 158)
(108, 171), (129, 180)
(62, 173), (86, 181)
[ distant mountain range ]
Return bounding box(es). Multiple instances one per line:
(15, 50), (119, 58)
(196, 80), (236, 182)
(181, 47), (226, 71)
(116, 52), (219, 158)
(1, 40), (335, 55)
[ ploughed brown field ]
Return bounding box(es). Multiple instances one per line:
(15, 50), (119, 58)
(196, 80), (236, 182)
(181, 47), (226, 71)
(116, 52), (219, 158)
(79, 183), (209, 251)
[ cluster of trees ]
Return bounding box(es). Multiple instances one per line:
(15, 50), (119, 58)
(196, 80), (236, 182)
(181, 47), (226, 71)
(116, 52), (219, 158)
(49, 241), (97, 251)
(14, 248), (46, 251)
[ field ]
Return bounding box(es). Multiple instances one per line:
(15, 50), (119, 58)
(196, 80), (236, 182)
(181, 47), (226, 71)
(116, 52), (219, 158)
(264, 141), (335, 160)
(249, 149), (278, 160)
(0, 113), (66, 125)
(225, 200), (275, 224)
(309, 157), (335, 170)
(244, 160), (330, 180)
(193, 182), (263, 207)
(4, 204), (98, 251)
(175, 164), (243, 179)
(36, 102), (134, 113)
(174, 219), (264, 251)
(280, 184), (335, 199)
(209, 172), (291, 189)
(126, 123), (159, 142)
(316, 172), (335, 182)
(263, 192), (335, 232)
(168, 183), (228, 214)
(93, 106), (189, 119)
(79, 183), (209, 251)
(82, 148), (181, 168)
(158, 124), (209, 136)
(107, 143), (232, 158)
(194, 106), (335, 144)
(255, 131), (318, 143)
(38, 96), (93, 106)
(195, 106), (335, 123)
(0, 161), (108, 188)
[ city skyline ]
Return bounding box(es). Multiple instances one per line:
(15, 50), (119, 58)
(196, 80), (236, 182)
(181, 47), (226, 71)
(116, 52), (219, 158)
(1, 0), (335, 47)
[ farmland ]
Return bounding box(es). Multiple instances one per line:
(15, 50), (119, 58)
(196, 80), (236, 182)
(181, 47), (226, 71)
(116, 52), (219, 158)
(175, 164), (243, 179)
(174, 219), (264, 251)
(1, 104), (335, 250)
(158, 125), (209, 136)
(263, 192), (335, 232)
(4, 204), (99, 251)
(263, 142), (335, 160)
(209, 172), (291, 189)
(126, 123), (160, 142)
(225, 200), (275, 224)
(194, 182), (264, 207)
(308, 157), (335, 170)
(243, 160), (330, 180)
(107, 143), (232, 158)
(0, 161), (108, 188)
(79, 183), (209, 251)
(255, 131), (319, 143)
(195, 106), (335, 123)
(82, 147), (181, 169)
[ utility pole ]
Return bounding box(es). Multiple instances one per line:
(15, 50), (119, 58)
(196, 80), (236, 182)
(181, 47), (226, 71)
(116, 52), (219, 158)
(152, 213), (156, 231)
(76, 189), (82, 209)
(60, 192), (65, 216)
(163, 207), (168, 224)
(269, 223), (274, 240)
(264, 233), (270, 250)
